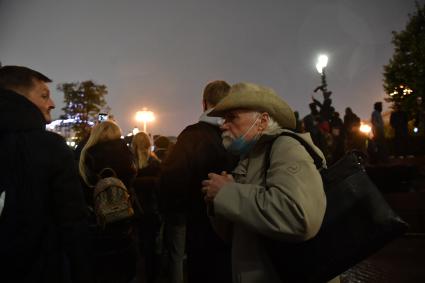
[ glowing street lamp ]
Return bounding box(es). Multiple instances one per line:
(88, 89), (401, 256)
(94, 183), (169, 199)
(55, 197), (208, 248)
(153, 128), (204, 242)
(135, 108), (155, 133)
(316, 54), (328, 74)
(313, 54), (332, 99)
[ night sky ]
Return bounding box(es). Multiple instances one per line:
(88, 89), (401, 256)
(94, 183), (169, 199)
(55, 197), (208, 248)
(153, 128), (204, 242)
(0, 0), (420, 135)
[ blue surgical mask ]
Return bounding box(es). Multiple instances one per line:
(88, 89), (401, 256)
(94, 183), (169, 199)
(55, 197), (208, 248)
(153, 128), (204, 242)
(227, 116), (261, 156)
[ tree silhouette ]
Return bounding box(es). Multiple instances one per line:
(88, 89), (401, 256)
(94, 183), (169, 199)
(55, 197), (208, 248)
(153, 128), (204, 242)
(58, 80), (109, 141)
(383, 1), (425, 116)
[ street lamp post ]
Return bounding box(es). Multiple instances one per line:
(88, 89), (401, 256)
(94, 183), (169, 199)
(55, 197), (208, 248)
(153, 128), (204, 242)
(135, 108), (155, 133)
(314, 54), (332, 99)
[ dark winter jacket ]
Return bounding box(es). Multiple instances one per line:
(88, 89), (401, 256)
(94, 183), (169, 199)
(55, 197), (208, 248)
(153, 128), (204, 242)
(82, 138), (139, 283)
(133, 158), (161, 283)
(83, 139), (137, 207)
(0, 88), (92, 283)
(160, 121), (237, 216)
(160, 111), (238, 283)
(133, 158), (161, 216)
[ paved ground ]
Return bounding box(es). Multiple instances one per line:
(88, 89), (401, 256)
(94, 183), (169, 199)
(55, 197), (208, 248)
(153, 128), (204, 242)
(341, 234), (425, 283)
(342, 155), (425, 283)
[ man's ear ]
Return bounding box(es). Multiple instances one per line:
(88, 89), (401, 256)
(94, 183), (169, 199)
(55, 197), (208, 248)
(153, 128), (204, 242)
(258, 112), (269, 131)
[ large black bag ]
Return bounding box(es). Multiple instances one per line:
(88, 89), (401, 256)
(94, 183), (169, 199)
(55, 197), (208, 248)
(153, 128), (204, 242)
(265, 132), (408, 283)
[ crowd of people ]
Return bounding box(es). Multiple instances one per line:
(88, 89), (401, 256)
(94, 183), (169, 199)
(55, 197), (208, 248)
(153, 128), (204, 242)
(297, 97), (364, 165)
(0, 64), (416, 283)
(295, 94), (416, 165)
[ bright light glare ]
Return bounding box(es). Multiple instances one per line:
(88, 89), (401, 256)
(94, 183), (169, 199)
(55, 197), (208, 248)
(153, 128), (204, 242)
(359, 123), (372, 135)
(66, 141), (76, 147)
(135, 110), (155, 123)
(414, 127), (419, 134)
(316, 54), (328, 74)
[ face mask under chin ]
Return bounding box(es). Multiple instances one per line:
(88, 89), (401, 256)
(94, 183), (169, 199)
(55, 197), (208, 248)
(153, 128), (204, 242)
(225, 116), (261, 156)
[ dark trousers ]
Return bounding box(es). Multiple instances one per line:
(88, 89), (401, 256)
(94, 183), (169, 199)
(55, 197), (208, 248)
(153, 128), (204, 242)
(186, 224), (232, 283)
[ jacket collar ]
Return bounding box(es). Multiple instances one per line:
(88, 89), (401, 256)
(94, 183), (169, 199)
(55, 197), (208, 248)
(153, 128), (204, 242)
(198, 108), (223, 127)
(0, 88), (46, 133)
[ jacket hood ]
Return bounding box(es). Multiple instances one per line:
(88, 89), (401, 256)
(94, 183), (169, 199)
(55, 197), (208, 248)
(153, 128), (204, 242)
(0, 88), (46, 133)
(199, 108), (223, 126)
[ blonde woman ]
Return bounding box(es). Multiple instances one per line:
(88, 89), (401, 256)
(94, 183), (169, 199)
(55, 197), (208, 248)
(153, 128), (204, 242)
(79, 120), (136, 189)
(131, 132), (161, 283)
(132, 132), (160, 170)
(79, 120), (138, 283)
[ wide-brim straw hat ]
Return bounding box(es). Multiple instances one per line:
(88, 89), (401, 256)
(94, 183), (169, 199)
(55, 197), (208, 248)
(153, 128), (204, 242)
(208, 82), (296, 129)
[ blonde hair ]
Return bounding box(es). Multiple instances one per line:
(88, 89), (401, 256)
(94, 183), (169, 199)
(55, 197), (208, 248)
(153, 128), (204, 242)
(79, 120), (123, 186)
(131, 132), (152, 169)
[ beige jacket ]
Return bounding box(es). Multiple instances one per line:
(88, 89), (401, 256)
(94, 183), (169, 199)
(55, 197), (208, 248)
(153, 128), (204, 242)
(213, 130), (328, 283)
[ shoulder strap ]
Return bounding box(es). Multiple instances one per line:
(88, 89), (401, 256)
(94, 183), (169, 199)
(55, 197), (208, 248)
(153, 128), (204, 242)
(97, 167), (117, 179)
(280, 132), (323, 169)
(265, 132), (324, 177)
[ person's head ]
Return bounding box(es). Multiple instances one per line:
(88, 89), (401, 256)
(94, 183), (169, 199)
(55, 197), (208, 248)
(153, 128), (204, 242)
(309, 102), (318, 115)
(374, 102), (383, 112)
(131, 132), (153, 169)
(202, 80), (231, 111)
(86, 120), (122, 146)
(154, 135), (170, 150)
(208, 82), (295, 154)
(345, 107), (353, 115)
(79, 120), (122, 185)
(153, 135), (172, 161)
(0, 65), (55, 123)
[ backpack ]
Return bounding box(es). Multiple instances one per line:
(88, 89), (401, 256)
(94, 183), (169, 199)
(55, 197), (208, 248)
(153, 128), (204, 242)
(93, 168), (135, 227)
(264, 131), (408, 283)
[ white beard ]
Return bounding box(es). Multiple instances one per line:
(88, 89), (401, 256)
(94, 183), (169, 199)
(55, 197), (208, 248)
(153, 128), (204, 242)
(222, 131), (235, 149)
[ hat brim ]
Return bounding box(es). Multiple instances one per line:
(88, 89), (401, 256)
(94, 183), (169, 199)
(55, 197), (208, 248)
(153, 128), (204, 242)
(208, 83), (295, 129)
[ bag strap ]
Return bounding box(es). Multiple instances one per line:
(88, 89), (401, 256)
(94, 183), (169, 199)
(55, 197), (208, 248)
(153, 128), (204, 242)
(97, 167), (117, 179)
(263, 132), (325, 186)
(265, 132), (324, 171)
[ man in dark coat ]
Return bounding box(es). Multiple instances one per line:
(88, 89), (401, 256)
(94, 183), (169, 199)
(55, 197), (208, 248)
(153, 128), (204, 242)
(160, 80), (238, 283)
(370, 101), (387, 162)
(0, 65), (92, 283)
(390, 104), (409, 157)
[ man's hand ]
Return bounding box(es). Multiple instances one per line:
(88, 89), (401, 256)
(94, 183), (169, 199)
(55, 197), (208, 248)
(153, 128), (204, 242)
(202, 171), (234, 202)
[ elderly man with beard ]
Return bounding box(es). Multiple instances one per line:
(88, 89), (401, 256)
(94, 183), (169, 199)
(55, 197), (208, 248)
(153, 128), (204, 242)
(202, 82), (335, 283)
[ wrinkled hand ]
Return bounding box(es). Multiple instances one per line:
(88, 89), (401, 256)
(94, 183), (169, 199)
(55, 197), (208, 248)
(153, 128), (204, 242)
(202, 171), (234, 202)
